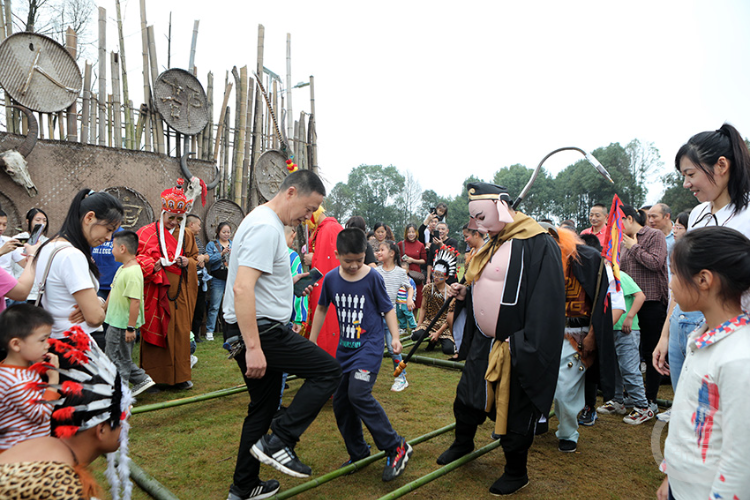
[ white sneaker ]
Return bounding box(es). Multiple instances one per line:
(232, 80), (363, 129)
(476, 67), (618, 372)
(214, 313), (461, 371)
(597, 400), (627, 415)
(190, 355), (198, 368)
(131, 376), (155, 396)
(206, 332), (215, 341)
(390, 377), (408, 392)
(656, 408), (671, 422)
(623, 407), (654, 425)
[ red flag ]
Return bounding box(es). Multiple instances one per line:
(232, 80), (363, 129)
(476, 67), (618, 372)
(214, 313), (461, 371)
(601, 194), (624, 291)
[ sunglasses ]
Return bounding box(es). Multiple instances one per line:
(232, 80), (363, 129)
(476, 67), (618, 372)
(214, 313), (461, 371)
(167, 215), (184, 222)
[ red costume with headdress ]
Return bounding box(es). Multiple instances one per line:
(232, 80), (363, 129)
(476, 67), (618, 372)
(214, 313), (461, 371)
(136, 180), (199, 385)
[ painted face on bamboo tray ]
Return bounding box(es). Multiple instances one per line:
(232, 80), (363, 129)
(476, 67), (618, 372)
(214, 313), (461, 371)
(469, 199), (513, 234)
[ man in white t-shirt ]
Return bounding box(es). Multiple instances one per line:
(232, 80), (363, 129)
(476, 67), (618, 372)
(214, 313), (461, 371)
(223, 170), (342, 500)
(0, 211), (23, 280)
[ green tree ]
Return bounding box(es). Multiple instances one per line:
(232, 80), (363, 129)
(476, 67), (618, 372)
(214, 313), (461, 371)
(445, 175), (484, 248)
(659, 171), (698, 215)
(346, 164), (405, 232)
(326, 182), (353, 223)
(493, 164), (555, 220)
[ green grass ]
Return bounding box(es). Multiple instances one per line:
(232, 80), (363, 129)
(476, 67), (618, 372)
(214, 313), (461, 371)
(91, 338), (671, 500)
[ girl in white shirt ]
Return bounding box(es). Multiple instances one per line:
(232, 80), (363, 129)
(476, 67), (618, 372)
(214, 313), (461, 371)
(33, 190), (123, 338)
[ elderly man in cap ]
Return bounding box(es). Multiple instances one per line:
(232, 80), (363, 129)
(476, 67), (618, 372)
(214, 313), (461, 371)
(439, 182), (565, 495)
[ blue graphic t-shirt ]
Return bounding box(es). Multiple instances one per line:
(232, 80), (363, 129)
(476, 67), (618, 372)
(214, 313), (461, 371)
(318, 267), (393, 373)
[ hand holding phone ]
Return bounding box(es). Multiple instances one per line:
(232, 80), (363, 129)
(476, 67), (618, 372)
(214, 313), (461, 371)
(293, 267), (324, 297)
(29, 223), (45, 245)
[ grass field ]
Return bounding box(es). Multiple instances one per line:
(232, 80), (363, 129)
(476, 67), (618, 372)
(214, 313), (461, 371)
(91, 337), (672, 500)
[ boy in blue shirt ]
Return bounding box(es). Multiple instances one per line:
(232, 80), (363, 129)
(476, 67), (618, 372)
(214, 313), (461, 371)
(309, 228), (413, 482)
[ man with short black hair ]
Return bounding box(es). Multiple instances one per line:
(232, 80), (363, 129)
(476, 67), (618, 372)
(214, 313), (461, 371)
(223, 169), (342, 500)
(580, 203), (607, 247)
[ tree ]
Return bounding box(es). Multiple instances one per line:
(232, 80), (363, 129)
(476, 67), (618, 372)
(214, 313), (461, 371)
(493, 164), (555, 220)
(445, 174), (484, 248)
(345, 164), (405, 232)
(326, 182), (353, 223)
(12, 0), (95, 60)
(659, 171), (698, 215)
(394, 170), (422, 231)
(420, 189), (447, 218)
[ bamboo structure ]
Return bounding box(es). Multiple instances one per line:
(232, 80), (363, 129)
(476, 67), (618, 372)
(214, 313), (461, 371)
(147, 25), (164, 154)
(65, 28), (77, 141)
(89, 93), (97, 144)
(203, 71), (214, 161)
(139, 0), (151, 152)
(115, 0), (133, 149)
(286, 33), (293, 154)
(97, 7), (107, 146)
(241, 77), (254, 211)
(81, 63), (92, 144)
(309, 75), (317, 172)
(188, 20), (199, 73)
(233, 66), (248, 206)
(111, 52), (122, 148)
(213, 81), (233, 161)
(249, 24), (265, 208)
(2, 0), (14, 134)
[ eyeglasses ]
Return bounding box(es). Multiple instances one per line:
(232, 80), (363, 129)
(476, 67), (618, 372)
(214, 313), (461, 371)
(167, 215), (184, 222)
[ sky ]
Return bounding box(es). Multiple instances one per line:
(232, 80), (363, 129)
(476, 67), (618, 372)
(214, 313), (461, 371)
(99, 0), (750, 203)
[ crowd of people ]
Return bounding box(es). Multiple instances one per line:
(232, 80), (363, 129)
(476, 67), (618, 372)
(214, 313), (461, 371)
(0, 123), (749, 499)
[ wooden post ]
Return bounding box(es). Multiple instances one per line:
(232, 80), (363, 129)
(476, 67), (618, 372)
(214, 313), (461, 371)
(115, 0), (133, 148)
(286, 33), (293, 155)
(65, 28), (77, 141)
(111, 52), (122, 148)
(147, 25), (165, 154)
(249, 25), (265, 209)
(98, 7), (107, 146)
(308, 76), (317, 172)
(189, 20), (199, 73)
(139, 0), (151, 152)
(233, 66), (248, 206)
(81, 62), (91, 144)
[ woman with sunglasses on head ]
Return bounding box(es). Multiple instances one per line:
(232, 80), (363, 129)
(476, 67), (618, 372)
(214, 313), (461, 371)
(33, 191), (123, 342)
(136, 181), (200, 390)
(205, 222), (233, 341)
(653, 124), (750, 422)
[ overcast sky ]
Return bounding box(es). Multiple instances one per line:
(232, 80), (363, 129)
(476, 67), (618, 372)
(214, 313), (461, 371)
(107, 0), (750, 203)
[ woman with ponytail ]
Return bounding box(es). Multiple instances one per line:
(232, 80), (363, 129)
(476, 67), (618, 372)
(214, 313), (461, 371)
(33, 190), (123, 340)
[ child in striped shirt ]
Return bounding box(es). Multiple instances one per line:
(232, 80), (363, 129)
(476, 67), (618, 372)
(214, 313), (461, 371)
(0, 304), (58, 452)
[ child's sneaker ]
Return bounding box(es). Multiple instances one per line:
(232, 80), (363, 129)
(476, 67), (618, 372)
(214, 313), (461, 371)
(656, 408), (671, 422)
(398, 328), (406, 336)
(623, 407), (655, 425)
(578, 406), (597, 426)
(227, 480), (281, 500)
(597, 400), (627, 415)
(390, 377), (409, 392)
(250, 434), (311, 478)
(131, 376), (155, 397)
(206, 332), (215, 341)
(382, 439), (413, 482)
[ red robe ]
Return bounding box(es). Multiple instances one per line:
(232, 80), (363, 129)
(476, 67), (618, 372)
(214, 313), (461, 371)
(136, 222), (198, 385)
(308, 216), (343, 357)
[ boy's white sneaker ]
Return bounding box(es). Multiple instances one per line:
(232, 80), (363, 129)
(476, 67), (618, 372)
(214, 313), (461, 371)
(206, 332), (215, 341)
(190, 355), (198, 368)
(391, 378), (408, 392)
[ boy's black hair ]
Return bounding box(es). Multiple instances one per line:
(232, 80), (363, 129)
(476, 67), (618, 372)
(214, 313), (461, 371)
(113, 229), (139, 255)
(580, 233), (603, 252)
(336, 227), (368, 255)
(0, 209), (6, 218)
(0, 304), (54, 350)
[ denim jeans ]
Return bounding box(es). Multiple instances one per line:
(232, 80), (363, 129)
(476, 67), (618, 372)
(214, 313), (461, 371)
(668, 305), (704, 392)
(104, 325), (148, 385)
(612, 330), (648, 408)
(383, 318), (405, 381)
(206, 278), (226, 333)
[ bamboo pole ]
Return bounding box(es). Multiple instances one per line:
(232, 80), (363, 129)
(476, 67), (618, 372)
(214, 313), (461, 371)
(128, 100), (135, 149)
(249, 24), (265, 209)
(212, 81), (233, 160)
(57, 110), (65, 140)
(106, 94), (113, 147)
(45, 115), (52, 139)
(97, 7), (106, 146)
(272, 79), (278, 149)
(188, 20), (199, 73)
(275, 423), (457, 500)
(285, 33), (293, 154)
(147, 25), (164, 154)
(241, 77), (254, 211)
(203, 71), (213, 160)
(0, 0), (5, 40)
(81, 62), (91, 144)
(166, 12), (171, 68)
(2, 0), (13, 134)
(309, 75), (317, 172)
(139, 0), (151, 152)
(111, 52), (122, 148)
(135, 104), (147, 149)
(128, 461), (181, 500)
(65, 28), (77, 141)
(233, 66), (248, 206)
(231, 66), (241, 194)
(89, 93), (97, 144)
(222, 108), (230, 198)
(37, 112), (44, 139)
(115, 0), (133, 149)
(298, 111), (307, 169)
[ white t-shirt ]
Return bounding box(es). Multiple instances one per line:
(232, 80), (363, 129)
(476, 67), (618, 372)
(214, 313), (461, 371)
(0, 235), (23, 277)
(222, 205), (292, 325)
(34, 241), (99, 337)
(10, 235), (47, 300)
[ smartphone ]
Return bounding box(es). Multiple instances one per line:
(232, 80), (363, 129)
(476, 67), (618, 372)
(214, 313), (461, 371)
(293, 267), (324, 297)
(29, 223), (45, 245)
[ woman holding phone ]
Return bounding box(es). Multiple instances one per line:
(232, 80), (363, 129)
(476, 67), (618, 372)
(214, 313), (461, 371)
(12, 208), (49, 303)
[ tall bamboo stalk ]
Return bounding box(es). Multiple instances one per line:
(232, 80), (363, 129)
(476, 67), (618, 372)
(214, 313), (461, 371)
(81, 63), (91, 144)
(115, 0), (133, 149)
(65, 28), (77, 141)
(212, 80), (233, 160)
(107, 94), (113, 147)
(57, 111), (65, 140)
(0, 0), (5, 40)
(147, 25), (164, 154)
(231, 66), (241, 191)
(309, 76), (317, 172)
(222, 108), (230, 198)
(233, 66), (248, 206)
(298, 111), (306, 169)
(38, 112), (44, 139)
(272, 79), (278, 149)
(203, 71), (213, 160)
(241, 78), (254, 211)
(249, 25), (265, 208)
(111, 52), (122, 148)
(89, 93), (97, 144)
(97, 7), (106, 146)
(286, 33), (293, 154)
(188, 20), (199, 73)
(139, 0), (151, 152)
(2, 0), (13, 133)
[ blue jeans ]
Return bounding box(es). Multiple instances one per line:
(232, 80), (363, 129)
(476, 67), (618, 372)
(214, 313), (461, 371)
(612, 330), (648, 408)
(383, 318), (405, 381)
(668, 305), (704, 392)
(206, 278), (226, 333)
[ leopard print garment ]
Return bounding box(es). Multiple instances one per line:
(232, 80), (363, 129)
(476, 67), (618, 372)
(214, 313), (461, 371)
(0, 461), (84, 499)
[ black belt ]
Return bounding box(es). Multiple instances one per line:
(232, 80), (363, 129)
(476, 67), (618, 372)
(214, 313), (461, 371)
(226, 318), (284, 333)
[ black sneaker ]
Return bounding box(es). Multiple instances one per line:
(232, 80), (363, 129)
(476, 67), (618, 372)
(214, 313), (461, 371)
(578, 406), (597, 426)
(339, 446), (371, 475)
(382, 439), (413, 482)
(558, 439), (577, 453)
(250, 434), (311, 478)
(227, 480), (281, 500)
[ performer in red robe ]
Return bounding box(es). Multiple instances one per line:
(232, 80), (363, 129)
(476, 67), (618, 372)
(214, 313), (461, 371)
(137, 180), (199, 388)
(304, 208), (343, 357)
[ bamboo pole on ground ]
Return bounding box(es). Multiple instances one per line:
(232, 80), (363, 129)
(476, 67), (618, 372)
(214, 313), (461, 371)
(285, 33), (293, 155)
(188, 20), (199, 73)
(147, 26), (164, 154)
(111, 52), (122, 148)
(81, 63), (91, 143)
(115, 0), (133, 149)
(233, 66), (248, 206)
(65, 28), (77, 141)
(89, 93), (97, 144)
(128, 461), (180, 500)
(249, 24), (265, 209)
(139, 0), (151, 152)
(241, 77), (254, 211)
(97, 7), (106, 146)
